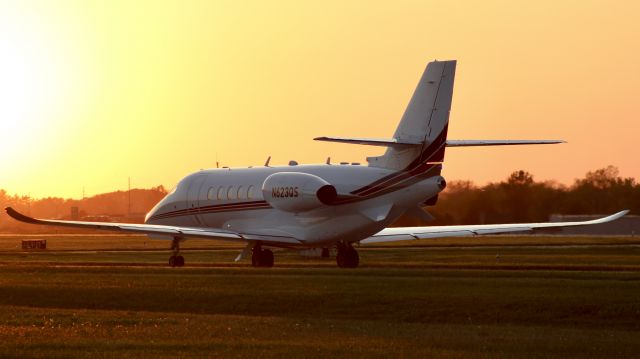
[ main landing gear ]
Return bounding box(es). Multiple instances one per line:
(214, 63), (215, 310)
(169, 237), (185, 267)
(336, 242), (359, 268)
(251, 244), (274, 268)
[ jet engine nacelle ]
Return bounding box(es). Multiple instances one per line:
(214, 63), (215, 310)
(262, 172), (337, 213)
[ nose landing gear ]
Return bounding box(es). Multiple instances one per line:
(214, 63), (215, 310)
(336, 242), (359, 268)
(169, 237), (185, 267)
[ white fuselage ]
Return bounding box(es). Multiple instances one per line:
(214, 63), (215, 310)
(145, 163), (444, 247)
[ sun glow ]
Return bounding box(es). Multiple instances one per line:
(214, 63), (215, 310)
(0, 1), (639, 199)
(0, 5), (72, 170)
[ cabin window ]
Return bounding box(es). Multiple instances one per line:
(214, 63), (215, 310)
(237, 186), (245, 199)
(217, 186), (224, 200)
(227, 186), (236, 200)
(207, 187), (216, 200)
(247, 185), (255, 199)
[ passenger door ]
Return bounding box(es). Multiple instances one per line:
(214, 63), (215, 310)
(186, 175), (206, 225)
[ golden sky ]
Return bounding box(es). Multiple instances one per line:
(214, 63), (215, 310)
(1, 0), (639, 198)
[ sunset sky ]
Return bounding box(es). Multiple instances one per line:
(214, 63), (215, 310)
(1, 1), (639, 199)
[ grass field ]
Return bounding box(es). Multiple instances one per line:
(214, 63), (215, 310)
(0, 235), (639, 358)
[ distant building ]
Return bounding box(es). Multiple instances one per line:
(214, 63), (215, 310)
(70, 206), (79, 220)
(549, 214), (640, 236)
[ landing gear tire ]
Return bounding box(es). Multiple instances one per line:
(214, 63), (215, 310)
(336, 243), (359, 268)
(252, 247), (274, 268)
(169, 237), (185, 267)
(169, 255), (184, 267)
(336, 251), (347, 268)
(261, 249), (274, 267)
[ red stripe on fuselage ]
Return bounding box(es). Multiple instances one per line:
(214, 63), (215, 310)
(148, 201), (271, 221)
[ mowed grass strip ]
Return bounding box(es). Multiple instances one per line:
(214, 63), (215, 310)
(1, 244), (639, 271)
(1, 266), (639, 328)
(0, 265), (639, 358)
(1, 234), (639, 251)
(0, 234), (242, 251)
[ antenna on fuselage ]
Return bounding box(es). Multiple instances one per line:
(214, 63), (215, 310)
(264, 156), (271, 167)
(326, 157), (331, 165)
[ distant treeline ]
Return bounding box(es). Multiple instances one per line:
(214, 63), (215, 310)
(0, 186), (168, 233)
(1, 166), (638, 232)
(407, 166), (639, 226)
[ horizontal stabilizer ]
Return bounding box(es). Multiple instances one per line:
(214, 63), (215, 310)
(314, 137), (421, 147)
(446, 140), (565, 147)
(314, 137), (565, 148)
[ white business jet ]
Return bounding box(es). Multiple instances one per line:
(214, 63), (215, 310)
(5, 60), (628, 268)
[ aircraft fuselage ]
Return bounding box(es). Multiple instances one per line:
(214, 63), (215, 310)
(145, 164), (445, 246)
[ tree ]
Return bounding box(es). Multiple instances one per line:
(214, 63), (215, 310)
(567, 166), (637, 214)
(506, 170), (534, 187)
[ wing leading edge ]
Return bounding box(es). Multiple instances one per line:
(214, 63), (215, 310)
(4, 207), (301, 245)
(363, 210), (629, 244)
(5, 207), (629, 246)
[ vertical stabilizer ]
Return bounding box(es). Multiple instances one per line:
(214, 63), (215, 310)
(368, 60), (456, 170)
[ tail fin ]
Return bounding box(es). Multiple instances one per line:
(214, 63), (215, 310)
(367, 60), (456, 170)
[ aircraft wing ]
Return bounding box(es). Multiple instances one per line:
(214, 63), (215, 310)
(4, 207), (301, 245)
(362, 210), (629, 244)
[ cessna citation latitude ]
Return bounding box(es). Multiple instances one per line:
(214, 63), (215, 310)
(6, 60), (628, 268)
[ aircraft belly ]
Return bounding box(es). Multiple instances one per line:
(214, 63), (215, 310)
(195, 204), (387, 245)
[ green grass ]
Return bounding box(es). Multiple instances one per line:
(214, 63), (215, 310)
(0, 236), (639, 358)
(1, 244), (639, 271)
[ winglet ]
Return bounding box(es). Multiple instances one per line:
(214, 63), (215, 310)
(582, 210), (629, 225)
(5, 207), (40, 224)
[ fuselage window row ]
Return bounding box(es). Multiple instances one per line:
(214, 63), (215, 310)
(207, 185), (257, 201)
